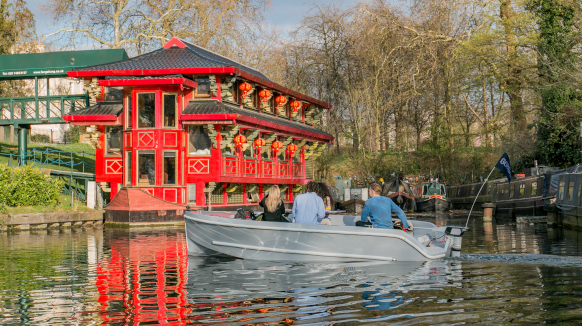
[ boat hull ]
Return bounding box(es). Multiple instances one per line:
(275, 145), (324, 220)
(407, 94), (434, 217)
(185, 211), (463, 262)
(416, 197), (450, 212)
(387, 192), (416, 213)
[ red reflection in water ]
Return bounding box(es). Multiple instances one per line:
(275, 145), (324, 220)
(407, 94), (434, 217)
(96, 232), (189, 325)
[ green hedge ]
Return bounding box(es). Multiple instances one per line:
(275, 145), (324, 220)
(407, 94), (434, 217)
(0, 166), (65, 207)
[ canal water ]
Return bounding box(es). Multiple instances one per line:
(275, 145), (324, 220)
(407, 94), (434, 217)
(1, 215), (582, 325)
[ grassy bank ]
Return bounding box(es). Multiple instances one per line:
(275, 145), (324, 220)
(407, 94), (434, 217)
(0, 141), (95, 173)
(0, 194), (92, 215)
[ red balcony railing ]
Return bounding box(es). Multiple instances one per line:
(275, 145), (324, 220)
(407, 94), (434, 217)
(279, 162), (290, 177)
(219, 157), (305, 180)
(222, 156), (239, 175)
(243, 158), (258, 176)
(262, 160), (275, 177)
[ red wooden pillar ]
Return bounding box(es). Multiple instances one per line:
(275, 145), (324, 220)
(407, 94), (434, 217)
(110, 183), (119, 200)
(222, 183), (227, 205)
(272, 141), (278, 182)
(242, 183), (247, 205)
(196, 182), (205, 207)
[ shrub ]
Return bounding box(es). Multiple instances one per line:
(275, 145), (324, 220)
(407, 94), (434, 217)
(30, 134), (51, 143)
(64, 126), (83, 144)
(0, 166), (65, 207)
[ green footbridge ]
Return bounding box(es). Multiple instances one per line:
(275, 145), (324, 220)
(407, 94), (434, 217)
(0, 48), (128, 165)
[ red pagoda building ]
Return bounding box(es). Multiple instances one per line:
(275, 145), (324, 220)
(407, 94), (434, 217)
(63, 38), (332, 219)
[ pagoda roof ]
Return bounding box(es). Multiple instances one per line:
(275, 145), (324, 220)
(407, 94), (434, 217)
(73, 38), (268, 80)
(68, 38), (332, 109)
(106, 188), (186, 211)
(62, 101), (122, 123)
(181, 100), (333, 141)
(68, 101), (123, 116)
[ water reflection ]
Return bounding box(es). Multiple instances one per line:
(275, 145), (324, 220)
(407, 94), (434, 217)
(95, 228), (188, 324)
(2, 217), (582, 324)
(184, 257), (463, 324)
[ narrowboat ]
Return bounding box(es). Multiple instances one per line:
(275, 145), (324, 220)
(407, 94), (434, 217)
(553, 173), (582, 229)
(448, 180), (495, 210)
(415, 181), (451, 212)
(381, 177), (415, 212)
(490, 175), (546, 218)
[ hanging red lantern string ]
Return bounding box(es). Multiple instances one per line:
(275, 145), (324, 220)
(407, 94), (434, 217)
(254, 138), (266, 150)
(301, 144), (309, 152)
(258, 89), (272, 102)
(271, 140), (283, 153)
(274, 95), (287, 107)
(239, 82), (252, 97)
(289, 100), (301, 111)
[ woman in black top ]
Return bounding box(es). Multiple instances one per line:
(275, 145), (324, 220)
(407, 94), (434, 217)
(259, 185), (289, 222)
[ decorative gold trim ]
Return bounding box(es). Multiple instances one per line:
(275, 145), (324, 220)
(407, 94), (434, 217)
(208, 75), (218, 96)
(221, 77), (237, 102)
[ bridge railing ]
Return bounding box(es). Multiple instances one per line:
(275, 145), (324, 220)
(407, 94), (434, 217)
(0, 94), (89, 125)
(0, 148), (95, 172)
(0, 148), (95, 201)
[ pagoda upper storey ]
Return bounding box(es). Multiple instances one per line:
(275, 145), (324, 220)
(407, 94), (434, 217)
(67, 37), (331, 119)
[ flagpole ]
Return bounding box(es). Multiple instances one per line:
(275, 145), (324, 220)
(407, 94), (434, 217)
(465, 166), (496, 228)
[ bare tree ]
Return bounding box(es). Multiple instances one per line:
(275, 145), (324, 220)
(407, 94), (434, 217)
(44, 0), (270, 54)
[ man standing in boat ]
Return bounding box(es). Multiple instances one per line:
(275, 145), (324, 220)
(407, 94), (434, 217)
(291, 182), (327, 224)
(358, 183), (411, 229)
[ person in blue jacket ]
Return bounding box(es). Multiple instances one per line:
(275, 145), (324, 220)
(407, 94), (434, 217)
(357, 183), (411, 229)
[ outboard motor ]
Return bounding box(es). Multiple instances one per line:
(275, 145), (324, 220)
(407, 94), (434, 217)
(445, 227), (468, 257)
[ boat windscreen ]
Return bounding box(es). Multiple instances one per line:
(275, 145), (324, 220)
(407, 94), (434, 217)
(424, 183), (446, 196)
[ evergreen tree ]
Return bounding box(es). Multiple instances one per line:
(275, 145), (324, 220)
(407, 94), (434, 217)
(528, 0), (582, 167)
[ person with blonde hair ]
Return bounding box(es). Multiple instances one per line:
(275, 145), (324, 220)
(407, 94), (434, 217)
(358, 183), (411, 229)
(259, 185), (289, 222)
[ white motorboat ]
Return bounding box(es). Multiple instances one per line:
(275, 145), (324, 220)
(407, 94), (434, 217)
(184, 211), (467, 262)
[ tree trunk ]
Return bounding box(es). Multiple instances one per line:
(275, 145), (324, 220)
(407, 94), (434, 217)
(500, 0), (526, 135)
(482, 66), (491, 147)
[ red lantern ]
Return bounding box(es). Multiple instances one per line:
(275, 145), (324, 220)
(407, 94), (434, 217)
(254, 138), (265, 149)
(301, 144), (309, 152)
(287, 143), (298, 157)
(234, 134), (247, 149)
(258, 89), (272, 102)
(289, 100), (301, 111)
(272, 140), (283, 152)
(274, 95), (287, 107)
(239, 82), (252, 96)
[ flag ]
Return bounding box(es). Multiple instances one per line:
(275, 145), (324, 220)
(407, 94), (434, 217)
(495, 152), (512, 183)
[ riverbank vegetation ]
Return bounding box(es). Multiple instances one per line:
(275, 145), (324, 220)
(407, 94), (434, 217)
(2, 0), (581, 183)
(0, 165), (64, 207)
(285, 0), (582, 182)
(316, 146), (505, 185)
